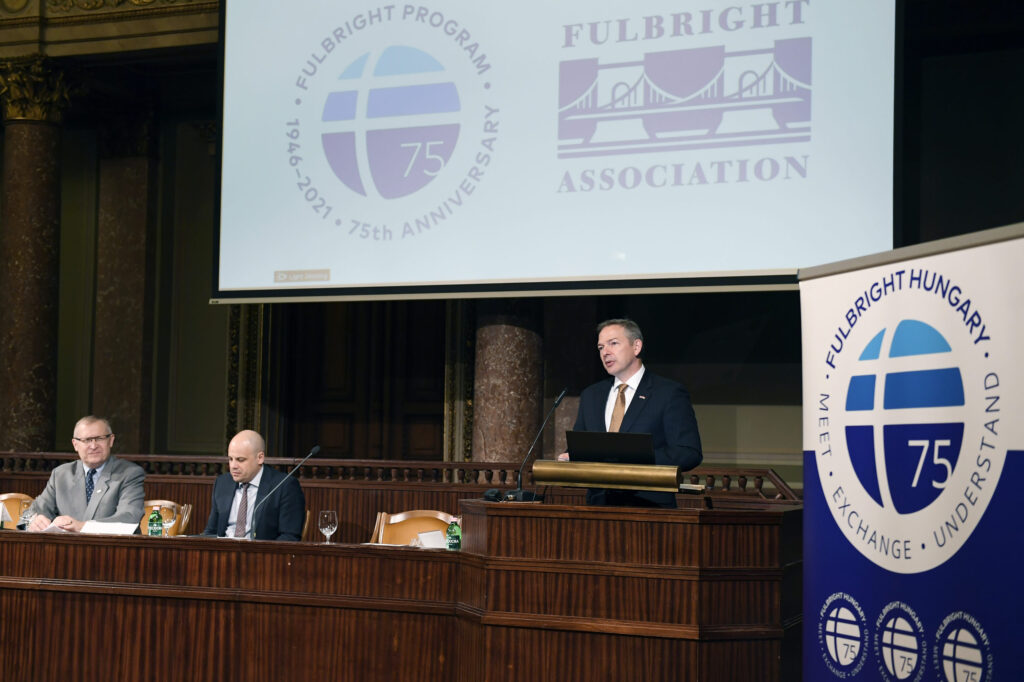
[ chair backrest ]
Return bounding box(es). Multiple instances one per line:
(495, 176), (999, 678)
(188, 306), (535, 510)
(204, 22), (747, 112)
(0, 493), (33, 530)
(138, 500), (189, 536)
(371, 509), (458, 545)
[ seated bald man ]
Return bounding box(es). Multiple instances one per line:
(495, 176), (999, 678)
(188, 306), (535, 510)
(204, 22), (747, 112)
(202, 430), (306, 541)
(27, 415), (146, 532)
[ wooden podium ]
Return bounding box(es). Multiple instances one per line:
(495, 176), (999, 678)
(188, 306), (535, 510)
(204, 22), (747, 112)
(458, 499), (801, 682)
(0, 499), (799, 681)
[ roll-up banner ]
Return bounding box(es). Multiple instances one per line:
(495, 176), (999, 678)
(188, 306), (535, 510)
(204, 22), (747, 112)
(800, 224), (1024, 682)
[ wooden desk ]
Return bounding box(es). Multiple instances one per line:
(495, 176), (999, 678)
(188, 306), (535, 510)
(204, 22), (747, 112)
(0, 532), (458, 680)
(0, 499), (799, 681)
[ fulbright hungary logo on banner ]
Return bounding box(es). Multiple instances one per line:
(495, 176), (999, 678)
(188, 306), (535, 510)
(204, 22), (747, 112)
(801, 234), (1022, 681)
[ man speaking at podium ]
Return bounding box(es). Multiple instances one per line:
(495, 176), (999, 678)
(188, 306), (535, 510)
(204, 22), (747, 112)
(565, 319), (702, 508)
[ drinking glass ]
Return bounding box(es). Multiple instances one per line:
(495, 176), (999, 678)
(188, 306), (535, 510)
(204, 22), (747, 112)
(18, 499), (32, 529)
(160, 505), (178, 537)
(318, 510), (338, 544)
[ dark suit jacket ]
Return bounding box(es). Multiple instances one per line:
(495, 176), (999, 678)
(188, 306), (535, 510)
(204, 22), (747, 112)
(573, 369), (702, 507)
(202, 465), (306, 541)
(29, 456), (146, 525)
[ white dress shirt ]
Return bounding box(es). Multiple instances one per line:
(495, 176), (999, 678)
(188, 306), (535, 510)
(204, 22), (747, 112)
(224, 466), (264, 537)
(604, 364), (646, 430)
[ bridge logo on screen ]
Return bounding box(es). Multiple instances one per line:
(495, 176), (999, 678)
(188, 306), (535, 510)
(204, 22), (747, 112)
(557, 38), (811, 160)
(814, 268), (1006, 574)
(321, 46), (461, 199)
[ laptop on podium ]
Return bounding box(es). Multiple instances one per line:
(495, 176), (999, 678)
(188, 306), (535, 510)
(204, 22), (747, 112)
(564, 430), (655, 465)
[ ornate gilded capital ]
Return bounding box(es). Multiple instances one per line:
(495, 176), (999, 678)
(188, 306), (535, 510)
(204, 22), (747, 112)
(0, 55), (71, 123)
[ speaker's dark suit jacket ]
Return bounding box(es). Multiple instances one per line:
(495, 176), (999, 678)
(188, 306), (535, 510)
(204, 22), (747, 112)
(202, 465), (305, 541)
(573, 369), (702, 507)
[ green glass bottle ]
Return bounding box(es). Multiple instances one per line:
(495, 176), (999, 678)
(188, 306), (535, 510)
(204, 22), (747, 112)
(148, 506), (163, 536)
(445, 517), (461, 551)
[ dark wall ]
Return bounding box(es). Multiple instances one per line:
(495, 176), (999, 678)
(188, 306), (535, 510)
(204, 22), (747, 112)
(899, 0), (1024, 244)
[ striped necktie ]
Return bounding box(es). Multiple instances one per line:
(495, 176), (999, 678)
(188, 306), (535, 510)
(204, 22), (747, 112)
(234, 483), (249, 537)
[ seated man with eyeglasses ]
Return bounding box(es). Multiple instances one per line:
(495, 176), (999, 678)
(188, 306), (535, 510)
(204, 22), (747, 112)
(25, 415), (145, 532)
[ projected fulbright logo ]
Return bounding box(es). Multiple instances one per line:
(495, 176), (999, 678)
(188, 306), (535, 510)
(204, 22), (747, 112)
(321, 46), (461, 199)
(815, 268), (1005, 574)
(286, 6), (497, 241)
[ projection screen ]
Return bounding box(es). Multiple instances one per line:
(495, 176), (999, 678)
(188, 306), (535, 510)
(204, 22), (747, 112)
(215, 0), (896, 301)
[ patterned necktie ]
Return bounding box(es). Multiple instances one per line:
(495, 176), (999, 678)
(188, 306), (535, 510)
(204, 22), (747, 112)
(234, 483), (249, 537)
(609, 383), (628, 433)
(85, 468), (96, 504)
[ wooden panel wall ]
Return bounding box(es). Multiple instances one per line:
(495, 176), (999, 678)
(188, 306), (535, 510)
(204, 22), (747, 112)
(277, 301), (446, 461)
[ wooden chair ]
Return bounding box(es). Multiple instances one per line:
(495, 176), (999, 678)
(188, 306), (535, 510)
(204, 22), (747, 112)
(0, 493), (33, 530)
(138, 500), (192, 536)
(369, 509), (458, 545)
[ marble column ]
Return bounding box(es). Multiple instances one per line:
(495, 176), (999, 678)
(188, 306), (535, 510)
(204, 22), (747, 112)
(0, 57), (70, 451)
(90, 112), (157, 453)
(471, 299), (543, 463)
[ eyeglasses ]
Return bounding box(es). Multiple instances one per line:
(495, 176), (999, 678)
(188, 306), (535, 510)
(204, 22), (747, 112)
(73, 434), (113, 445)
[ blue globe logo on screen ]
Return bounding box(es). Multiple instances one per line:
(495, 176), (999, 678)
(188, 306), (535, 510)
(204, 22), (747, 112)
(320, 46), (461, 199)
(843, 320), (965, 514)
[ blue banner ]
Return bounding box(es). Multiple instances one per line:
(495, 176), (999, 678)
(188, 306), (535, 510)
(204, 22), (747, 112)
(800, 231), (1024, 681)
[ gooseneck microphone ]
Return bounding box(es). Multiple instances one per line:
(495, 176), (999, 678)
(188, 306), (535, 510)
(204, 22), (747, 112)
(248, 444), (320, 540)
(503, 388), (567, 502)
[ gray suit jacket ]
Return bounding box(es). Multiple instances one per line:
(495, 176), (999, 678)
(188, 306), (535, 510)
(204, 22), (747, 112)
(29, 456), (146, 525)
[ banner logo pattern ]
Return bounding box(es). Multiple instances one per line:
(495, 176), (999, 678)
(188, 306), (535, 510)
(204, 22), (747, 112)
(810, 268), (1006, 574)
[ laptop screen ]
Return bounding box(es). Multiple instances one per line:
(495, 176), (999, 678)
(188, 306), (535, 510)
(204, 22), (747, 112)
(565, 431), (655, 465)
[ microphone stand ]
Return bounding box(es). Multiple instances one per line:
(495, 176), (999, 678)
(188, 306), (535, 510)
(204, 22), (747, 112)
(248, 444), (320, 540)
(503, 388), (567, 502)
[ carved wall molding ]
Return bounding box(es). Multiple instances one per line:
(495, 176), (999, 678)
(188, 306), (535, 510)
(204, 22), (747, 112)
(225, 303), (265, 449)
(190, 119), (219, 156)
(0, 1), (219, 58)
(443, 300), (474, 463)
(0, 0), (30, 16)
(0, 54), (70, 122)
(46, 0), (202, 12)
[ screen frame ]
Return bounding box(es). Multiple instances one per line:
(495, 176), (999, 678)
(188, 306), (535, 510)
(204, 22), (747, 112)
(211, 1), (905, 304)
